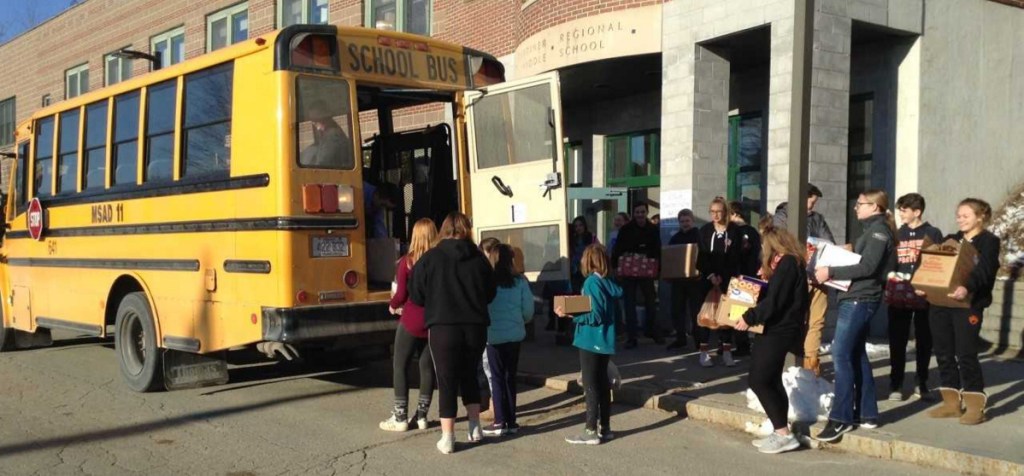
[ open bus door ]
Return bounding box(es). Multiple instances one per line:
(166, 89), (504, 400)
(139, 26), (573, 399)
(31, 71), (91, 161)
(465, 72), (568, 282)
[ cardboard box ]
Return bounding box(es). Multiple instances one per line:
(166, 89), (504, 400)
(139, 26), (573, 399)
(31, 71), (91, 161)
(617, 253), (659, 279)
(715, 276), (766, 334)
(367, 237), (401, 285)
(911, 239), (978, 309)
(554, 295), (592, 315)
(661, 244), (699, 279)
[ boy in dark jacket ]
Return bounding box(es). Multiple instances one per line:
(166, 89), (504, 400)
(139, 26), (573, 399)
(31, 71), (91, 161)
(611, 202), (662, 348)
(667, 209), (702, 350)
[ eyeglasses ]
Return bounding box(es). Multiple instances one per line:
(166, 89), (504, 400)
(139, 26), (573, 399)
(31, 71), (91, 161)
(854, 201), (873, 209)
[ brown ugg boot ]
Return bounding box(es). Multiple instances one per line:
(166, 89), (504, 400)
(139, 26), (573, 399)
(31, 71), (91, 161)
(927, 387), (963, 418)
(959, 392), (987, 425)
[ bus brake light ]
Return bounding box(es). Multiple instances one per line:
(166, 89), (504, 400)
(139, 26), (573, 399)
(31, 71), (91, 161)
(296, 290), (310, 303)
(320, 185), (339, 213)
(343, 270), (359, 288)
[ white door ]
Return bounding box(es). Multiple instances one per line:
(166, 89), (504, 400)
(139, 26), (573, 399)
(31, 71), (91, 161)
(465, 72), (568, 282)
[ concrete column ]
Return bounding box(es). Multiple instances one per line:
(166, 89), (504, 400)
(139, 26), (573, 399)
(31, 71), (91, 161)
(893, 38), (921, 202)
(659, 1), (698, 219)
(692, 46), (731, 214)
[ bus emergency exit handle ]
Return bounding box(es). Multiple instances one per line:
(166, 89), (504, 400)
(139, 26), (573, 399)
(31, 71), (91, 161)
(491, 176), (514, 198)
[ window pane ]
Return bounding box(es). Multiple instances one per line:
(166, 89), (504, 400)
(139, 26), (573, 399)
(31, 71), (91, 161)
(35, 117), (55, 161)
(406, 0), (429, 35)
(114, 142), (138, 186)
(607, 137), (628, 180)
(58, 151), (78, 194)
(374, 0), (397, 30)
(68, 75), (79, 98)
(296, 77), (354, 169)
(59, 109), (80, 154)
(1, 99), (15, 146)
(481, 225), (562, 275)
(184, 123), (230, 179)
(312, 0), (329, 24)
(121, 58), (132, 82)
(84, 148), (106, 190)
(146, 134), (174, 182)
(282, 0), (302, 27)
(106, 57), (118, 85)
(473, 84), (554, 169)
(155, 41), (168, 68)
(85, 101), (108, 148)
(35, 158), (53, 198)
(114, 91), (140, 142)
(231, 11), (248, 44)
(185, 63), (233, 127)
(79, 70), (90, 95)
(17, 142), (29, 205)
(211, 17), (228, 51)
(171, 34), (185, 65)
(147, 80), (177, 134)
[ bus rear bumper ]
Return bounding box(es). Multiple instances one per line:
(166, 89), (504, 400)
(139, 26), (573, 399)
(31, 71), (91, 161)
(261, 302), (396, 343)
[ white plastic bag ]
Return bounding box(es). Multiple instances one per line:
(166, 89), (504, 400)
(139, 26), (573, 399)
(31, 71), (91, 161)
(745, 366), (834, 423)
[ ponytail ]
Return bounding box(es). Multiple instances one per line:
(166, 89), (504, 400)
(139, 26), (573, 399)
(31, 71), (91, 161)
(884, 210), (897, 237)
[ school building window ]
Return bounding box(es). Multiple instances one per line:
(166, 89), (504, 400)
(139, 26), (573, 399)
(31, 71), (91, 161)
(208, 3), (249, 52)
(66, 63), (90, 99)
(41, 94), (52, 107)
(606, 131), (660, 188)
(366, 0), (430, 35)
(0, 97), (14, 147)
(104, 50), (133, 86)
(279, 0), (329, 28)
(152, 27), (185, 70)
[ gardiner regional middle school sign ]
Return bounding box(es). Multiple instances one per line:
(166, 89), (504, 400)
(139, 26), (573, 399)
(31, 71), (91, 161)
(27, 198), (45, 241)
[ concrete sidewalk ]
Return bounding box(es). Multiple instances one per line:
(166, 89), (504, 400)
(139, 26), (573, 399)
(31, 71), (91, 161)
(516, 331), (1024, 476)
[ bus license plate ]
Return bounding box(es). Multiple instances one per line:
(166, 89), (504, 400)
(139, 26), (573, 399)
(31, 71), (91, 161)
(312, 236), (349, 258)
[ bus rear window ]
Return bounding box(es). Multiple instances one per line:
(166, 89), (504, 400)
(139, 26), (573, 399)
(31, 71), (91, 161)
(295, 77), (354, 170)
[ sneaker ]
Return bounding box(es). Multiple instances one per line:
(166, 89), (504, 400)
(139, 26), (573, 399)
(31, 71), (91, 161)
(565, 428), (601, 445)
(666, 339), (687, 351)
(722, 350), (736, 367)
(482, 423), (508, 437)
(914, 385), (935, 401)
(599, 426), (614, 441)
(888, 390), (903, 401)
(467, 421), (483, 443)
(813, 420), (853, 442)
(507, 423), (521, 435)
(414, 408), (429, 430)
(819, 343), (832, 356)
(436, 433), (455, 454)
(757, 433), (800, 454)
(624, 339), (638, 350)
(858, 419), (879, 429)
(751, 435), (771, 448)
(699, 352), (714, 367)
(379, 413), (409, 432)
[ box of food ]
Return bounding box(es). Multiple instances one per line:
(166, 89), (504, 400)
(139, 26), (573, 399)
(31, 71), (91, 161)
(910, 239), (978, 309)
(661, 244), (699, 279)
(617, 253), (659, 279)
(554, 295), (592, 315)
(715, 276), (766, 334)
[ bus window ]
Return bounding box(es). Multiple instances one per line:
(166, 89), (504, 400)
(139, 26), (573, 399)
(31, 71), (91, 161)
(183, 62), (233, 180)
(34, 116), (55, 198)
(83, 101), (108, 190)
(57, 108), (80, 195)
(295, 76), (353, 170)
(16, 141), (28, 206)
(112, 91), (140, 187)
(145, 80), (176, 183)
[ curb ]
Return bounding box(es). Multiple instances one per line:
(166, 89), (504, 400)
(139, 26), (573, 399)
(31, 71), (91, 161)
(519, 372), (1023, 476)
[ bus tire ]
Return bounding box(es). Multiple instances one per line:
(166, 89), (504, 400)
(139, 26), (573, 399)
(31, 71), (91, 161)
(115, 292), (163, 392)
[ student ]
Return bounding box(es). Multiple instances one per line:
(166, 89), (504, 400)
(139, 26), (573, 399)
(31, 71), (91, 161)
(667, 209), (702, 351)
(410, 212), (496, 454)
(607, 212), (630, 259)
(737, 225), (809, 454)
(380, 218), (439, 432)
(570, 216), (600, 293)
(728, 201), (762, 357)
(813, 190), (897, 442)
(773, 183), (836, 244)
(925, 198), (1001, 425)
(696, 197), (741, 367)
(888, 193), (943, 401)
(482, 244), (534, 437)
(611, 203), (662, 348)
(555, 244), (623, 445)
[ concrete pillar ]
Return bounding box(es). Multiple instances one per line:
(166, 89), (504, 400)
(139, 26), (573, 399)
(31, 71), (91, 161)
(692, 45), (731, 214)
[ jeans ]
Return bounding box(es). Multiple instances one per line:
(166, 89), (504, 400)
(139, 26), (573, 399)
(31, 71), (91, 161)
(888, 306), (932, 391)
(579, 349), (611, 432)
(929, 306), (985, 392)
(829, 300), (879, 424)
(622, 278), (658, 340)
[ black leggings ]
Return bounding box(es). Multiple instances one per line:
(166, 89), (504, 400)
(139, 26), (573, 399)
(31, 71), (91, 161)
(888, 306), (932, 391)
(392, 325), (435, 408)
(929, 306), (984, 392)
(748, 332), (800, 430)
(580, 349), (611, 432)
(429, 324), (487, 419)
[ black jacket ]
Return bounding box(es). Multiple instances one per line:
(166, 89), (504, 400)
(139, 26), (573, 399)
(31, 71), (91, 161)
(743, 255), (809, 336)
(773, 202), (836, 243)
(830, 214), (896, 302)
(410, 238), (496, 328)
(895, 222), (944, 276)
(668, 227), (700, 245)
(697, 222), (741, 293)
(735, 223), (762, 277)
(946, 230), (1001, 311)
(611, 220), (661, 267)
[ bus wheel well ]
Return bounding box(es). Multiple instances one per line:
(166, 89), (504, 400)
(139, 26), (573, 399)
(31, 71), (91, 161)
(105, 276), (145, 330)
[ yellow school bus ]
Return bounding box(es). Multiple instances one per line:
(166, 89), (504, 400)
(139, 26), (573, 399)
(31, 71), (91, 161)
(0, 24), (570, 392)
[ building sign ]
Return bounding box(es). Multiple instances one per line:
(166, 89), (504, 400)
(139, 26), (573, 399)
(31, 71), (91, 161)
(513, 4), (662, 79)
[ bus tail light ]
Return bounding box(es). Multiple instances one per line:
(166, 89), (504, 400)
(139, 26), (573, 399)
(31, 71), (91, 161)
(320, 184), (339, 213)
(469, 54), (505, 88)
(296, 290), (310, 303)
(291, 34), (337, 71)
(337, 185), (355, 213)
(303, 184), (322, 213)
(343, 270), (359, 288)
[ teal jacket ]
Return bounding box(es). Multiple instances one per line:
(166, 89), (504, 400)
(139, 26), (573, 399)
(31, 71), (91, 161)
(487, 276), (534, 345)
(573, 273), (622, 355)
